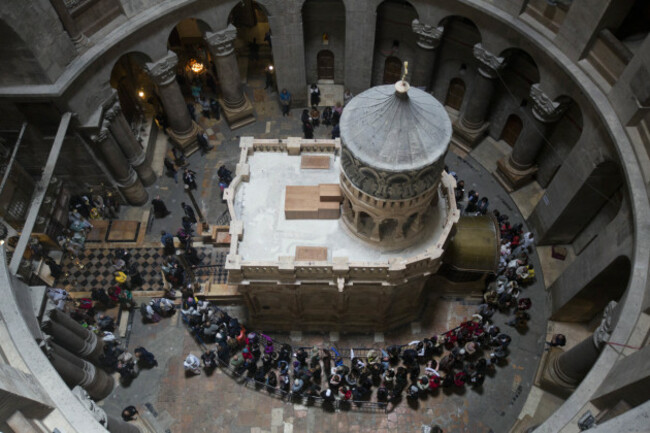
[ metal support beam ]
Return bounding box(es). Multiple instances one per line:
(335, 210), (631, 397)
(9, 113), (72, 275)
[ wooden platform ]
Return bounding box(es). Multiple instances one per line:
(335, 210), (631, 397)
(295, 246), (328, 261)
(86, 220), (110, 242)
(106, 220), (140, 242)
(284, 184), (342, 220)
(301, 155), (330, 169)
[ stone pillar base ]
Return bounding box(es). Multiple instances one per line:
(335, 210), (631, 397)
(495, 156), (537, 192)
(134, 163), (157, 187)
(220, 94), (256, 130)
(452, 120), (489, 152)
(119, 177), (148, 206)
(534, 347), (575, 398)
(168, 121), (202, 156)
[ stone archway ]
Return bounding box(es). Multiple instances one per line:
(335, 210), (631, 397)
(379, 218), (398, 240)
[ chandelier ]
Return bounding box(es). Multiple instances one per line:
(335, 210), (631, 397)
(186, 58), (205, 74)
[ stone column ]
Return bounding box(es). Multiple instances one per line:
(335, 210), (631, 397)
(496, 84), (569, 190)
(91, 124), (148, 206)
(411, 20), (444, 90)
(106, 102), (156, 186)
(48, 0), (89, 50)
(48, 310), (104, 362)
(539, 301), (617, 397)
(146, 52), (202, 153)
(205, 25), (256, 129)
(42, 314), (103, 363)
(454, 43), (505, 149)
(344, 2), (377, 94)
(46, 341), (114, 400)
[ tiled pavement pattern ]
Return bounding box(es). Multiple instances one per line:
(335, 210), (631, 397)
(60, 247), (219, 292)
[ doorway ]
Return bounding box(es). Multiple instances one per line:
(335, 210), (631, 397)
(445, 78), (465, 110)
(317, 50), (335, 80)
(383, 56), (402, 84)
(500, 114), (523, 147)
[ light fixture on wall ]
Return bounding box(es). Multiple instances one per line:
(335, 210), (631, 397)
(138, 90), (145, 98)
(186, 58), (205, 74)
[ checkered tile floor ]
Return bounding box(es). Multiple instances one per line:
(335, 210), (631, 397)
(60, 247), (227, 292)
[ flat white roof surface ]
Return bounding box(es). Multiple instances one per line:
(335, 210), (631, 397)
(235, 152), (448, 262)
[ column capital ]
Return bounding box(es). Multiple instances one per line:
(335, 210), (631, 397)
(593, 301), (617, 348)
(205, 24), (237, 57)
(473, 43), (505, 79)
(145, 51), (179, 87)
(530, 84), (570, 122)
(90, 127), (110, 144)
(411, 19), (443, 50)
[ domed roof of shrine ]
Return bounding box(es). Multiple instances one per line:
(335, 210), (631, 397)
(339, 82), (452, 172)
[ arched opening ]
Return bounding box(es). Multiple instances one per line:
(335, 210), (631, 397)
(445, 78), (465, 110)
(551, 256), (631, 322)
(488, 49), (539, 143)
(228, 1), (275, 85)
(402, 213), (418, 236)
(536, 98), (583, 187)
(167, 18), (214, 102)
(358, 212), (375, 237)
(0, 20), (47, 85)
(431, 16), (481, 101)
(373, 0), (419, 86)
(383, 56), (403, 84)
(317, 50), (335, 80)
(542, 160), (624, 245)
(303, 0), (345, 84)
(379, 218), (398, 240)
(500, 114), (523, 147)
(613, 0), (650, 48)
(109, 52), (155, 127)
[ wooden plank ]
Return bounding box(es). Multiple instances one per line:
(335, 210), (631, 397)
(295, 246), (328, 261)
(301, 155), (330, 169)
(285, 185), (320, 219)
(319, 183), (343, 202)
(318, 201), (340, 219)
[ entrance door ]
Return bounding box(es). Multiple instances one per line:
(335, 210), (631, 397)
(445, 78), (465, 110)
(317, 50), (334, 80)
(500, 114), (523, 147)
(383, 56), (402, 84)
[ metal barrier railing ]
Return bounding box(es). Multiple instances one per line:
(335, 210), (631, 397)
(180, 312), (390, 413)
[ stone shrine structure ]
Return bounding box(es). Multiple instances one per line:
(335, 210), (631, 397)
(339, 80), (452, 247)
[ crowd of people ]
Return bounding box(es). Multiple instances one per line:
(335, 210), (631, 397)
(178, 294), (518, 408)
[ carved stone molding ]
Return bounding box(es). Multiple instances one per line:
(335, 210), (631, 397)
(71, 386), (108, 427)
(145, 51), (179, 87)
(206, 24), (238, 57)
(593, 301), (617, 348)
(530, 84), (570, 123)
(473, 43), (505, 79)
(341, 147), (443, 200)
(411, 19), (444, 50)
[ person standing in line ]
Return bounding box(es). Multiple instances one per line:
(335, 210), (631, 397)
(164, 157), (178, 183)
(182, 202), (197, 223)
(183, 168), (198, 191)
(279, 89), (291, 116)
(184, 353), (202, 375)
(210, 98), (221, 120)
(200, 96), (211, 119)
(151, 195), (171, 218)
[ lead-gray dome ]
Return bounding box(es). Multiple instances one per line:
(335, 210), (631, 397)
(340, 84), (452, 172)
